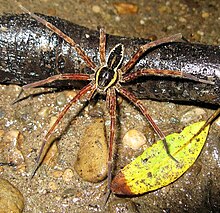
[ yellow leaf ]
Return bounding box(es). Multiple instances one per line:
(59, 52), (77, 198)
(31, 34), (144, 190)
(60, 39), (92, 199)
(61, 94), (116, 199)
(111, 121), (210, 195)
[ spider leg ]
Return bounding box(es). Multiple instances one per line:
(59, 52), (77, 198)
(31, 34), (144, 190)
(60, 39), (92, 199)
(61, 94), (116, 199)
(17, 2), (96, 70)
(30, 83), (96, 178)
(122, 68), (214, 84)
(104, 88), (117, 204)
(118, 86), (178, 163)
(22, 73), (91, 89)
(14, 73), (91, 103)
(121, 34), (182, 74)
(99, 28), (106, 65)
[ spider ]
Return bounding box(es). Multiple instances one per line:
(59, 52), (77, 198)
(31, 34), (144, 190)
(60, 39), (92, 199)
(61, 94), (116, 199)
(17, 3), (211, 200)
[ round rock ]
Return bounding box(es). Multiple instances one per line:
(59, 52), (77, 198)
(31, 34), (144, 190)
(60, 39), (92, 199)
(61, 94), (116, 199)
(74, 118), (108, 182)
(0, 178), (24, 213)
(122, 129), (146, 150)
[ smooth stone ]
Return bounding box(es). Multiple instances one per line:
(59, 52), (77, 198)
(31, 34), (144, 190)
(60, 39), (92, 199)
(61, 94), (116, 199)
(62, 168), (74, 182)
(122, 129), (146, 150)
(74, 118), (108, 182)
(0, 178), (24, 213)
(56, 93), (67, 106)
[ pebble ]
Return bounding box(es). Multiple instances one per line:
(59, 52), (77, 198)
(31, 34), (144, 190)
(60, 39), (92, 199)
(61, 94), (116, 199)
(62, 188), (76, 199)
(0, 166), (3, 173)
(74, 118), (108, 182)
(88, 106), (104, 117)
(158, 5), (171, 14)
(122, 129), (146, 150)
(0, 129), (4, 137)
(0, 107), (5, 119)
(179, 17), (186, 23)
(0, 178), (24, 213)
(113, 3), (138, 15)
(56, 93), (67, 106)
(38, 106), (50, 118)
(117, 96), (123, 106)
(92, 5), (101, 13)
(62, 168), (74, 182)
(201, 11), (209, 18)
(14, 105), (32, 123)
(2, 130), (25, 172)
(48, 181), (58, 191)
(51, 170), (63, 178)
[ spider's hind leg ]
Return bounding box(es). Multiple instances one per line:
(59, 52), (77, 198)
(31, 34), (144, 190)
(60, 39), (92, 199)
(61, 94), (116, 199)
(103, 88), (117, 204)
(118, 86), (178, 163)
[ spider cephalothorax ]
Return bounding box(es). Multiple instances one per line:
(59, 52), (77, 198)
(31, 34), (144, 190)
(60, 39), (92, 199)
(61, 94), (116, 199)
(95, 43), (124, 94)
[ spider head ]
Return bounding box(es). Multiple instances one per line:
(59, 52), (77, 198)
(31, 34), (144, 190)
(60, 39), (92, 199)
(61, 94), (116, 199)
(95, 43), (124, 94)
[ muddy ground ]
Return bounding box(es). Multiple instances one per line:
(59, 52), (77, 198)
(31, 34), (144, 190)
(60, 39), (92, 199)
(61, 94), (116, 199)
(0, 0), (220, 212)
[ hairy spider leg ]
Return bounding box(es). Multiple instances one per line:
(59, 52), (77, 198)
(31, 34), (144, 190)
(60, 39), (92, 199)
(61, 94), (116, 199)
(104, 88), (117, 203)
(122, 69), (214, 85)
(99, 27), (106, 65)
(117, 33), (212, 163)
(17, 2), (96, 70)
(30, 83), (96, 178)
(23, 74), (91, 89)
(118, 86), (178, 162)
(121, 33), (182, 74)
(13, 73), (91, 103)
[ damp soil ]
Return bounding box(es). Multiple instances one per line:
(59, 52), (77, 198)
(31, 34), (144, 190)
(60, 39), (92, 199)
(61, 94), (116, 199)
(0, 0), (220, 213)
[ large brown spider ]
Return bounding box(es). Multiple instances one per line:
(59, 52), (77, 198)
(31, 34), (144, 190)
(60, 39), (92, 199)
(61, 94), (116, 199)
(18, 4), (211, 199)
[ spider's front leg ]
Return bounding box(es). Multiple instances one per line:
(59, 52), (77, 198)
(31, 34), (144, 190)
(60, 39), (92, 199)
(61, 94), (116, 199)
(30, 83), (96, 178)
